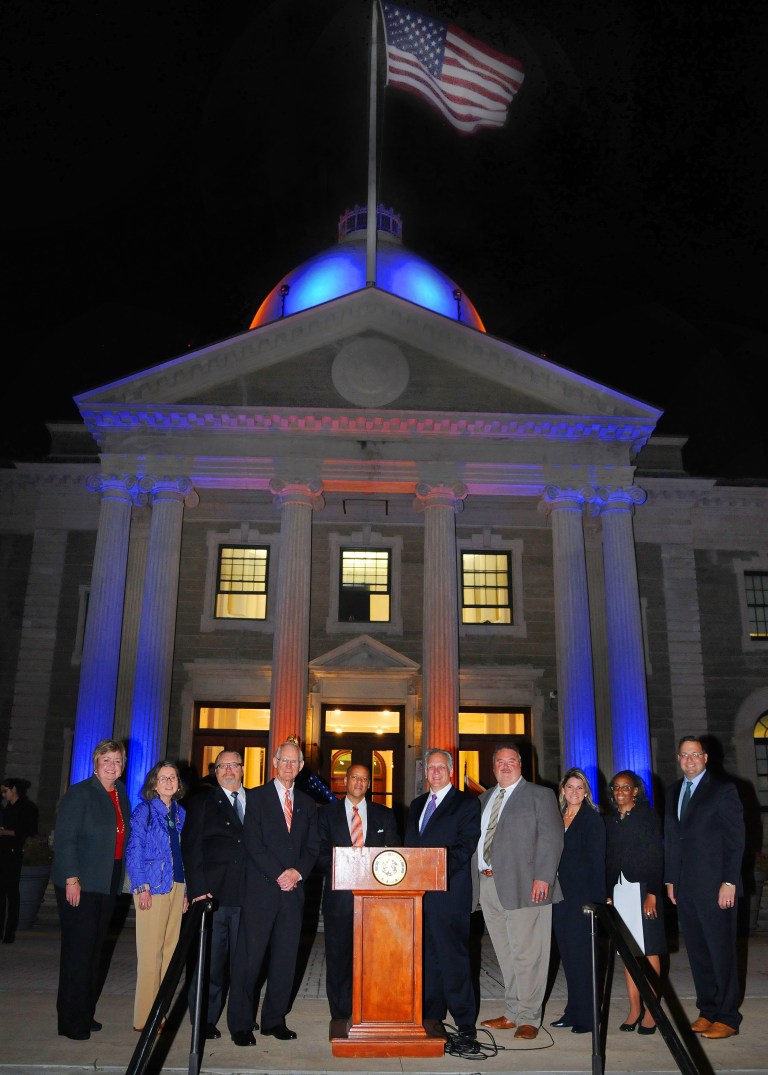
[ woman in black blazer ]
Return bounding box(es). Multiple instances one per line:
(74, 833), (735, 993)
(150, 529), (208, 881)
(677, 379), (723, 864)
(550, 768), (606, 1034)
(605, 770), (666, 1034)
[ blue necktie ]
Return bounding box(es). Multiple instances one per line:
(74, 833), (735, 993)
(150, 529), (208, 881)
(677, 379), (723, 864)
(231, 791), (244, 822)
(420, 793), (437, 834)
(680, 781), (692, 819)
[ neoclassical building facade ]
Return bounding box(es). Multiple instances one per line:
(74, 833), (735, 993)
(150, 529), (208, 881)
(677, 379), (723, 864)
(1, 215), (767, 849)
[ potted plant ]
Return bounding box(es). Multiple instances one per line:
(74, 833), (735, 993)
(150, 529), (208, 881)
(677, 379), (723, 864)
(18, 834), (54, 930)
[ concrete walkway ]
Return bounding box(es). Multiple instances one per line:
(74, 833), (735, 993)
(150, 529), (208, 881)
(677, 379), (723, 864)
(1, 889), (767, 1075)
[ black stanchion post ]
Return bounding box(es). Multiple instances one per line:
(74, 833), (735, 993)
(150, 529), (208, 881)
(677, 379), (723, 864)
(188, 900), (213, 1075)
(584, 905), (604, 1075)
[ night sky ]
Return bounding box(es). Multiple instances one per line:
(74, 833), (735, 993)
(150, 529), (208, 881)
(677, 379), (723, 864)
(3, 0), (766, 477)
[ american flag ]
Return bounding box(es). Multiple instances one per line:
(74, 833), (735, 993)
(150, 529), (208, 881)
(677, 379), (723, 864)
(381, 2), (524, 135)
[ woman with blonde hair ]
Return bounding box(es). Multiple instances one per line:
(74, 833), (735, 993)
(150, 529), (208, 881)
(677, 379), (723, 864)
(550, 767), (606, 1034)
(126, 760), (187, 1032)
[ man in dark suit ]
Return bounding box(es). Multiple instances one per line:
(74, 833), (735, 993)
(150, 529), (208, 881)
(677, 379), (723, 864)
(470, 743), (563, 1040)
(182, 748), (248, 1040)
(227, 740), (320, 1046)
(665, 735), (745, 1040)
(318, 763), (400, 1021)
(405, 747), (481, 1052)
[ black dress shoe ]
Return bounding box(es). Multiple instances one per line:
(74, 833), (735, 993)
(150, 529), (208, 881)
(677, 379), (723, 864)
(260, 1024), (297, 1040)
(204, 1023), (221, 1039)
(550, 1017), (572, 1027)
(59, 1029), (90, 1040)
(90, 1019), (102, 1032)
(571, 1024), (591, 1034)
(231, 1030), (256, 1046)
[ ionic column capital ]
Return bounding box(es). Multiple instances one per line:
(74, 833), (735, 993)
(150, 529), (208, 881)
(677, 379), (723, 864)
(414, 481), (468, 514)
(138, 475), (199, 508)
(540, 484), (598, 516)
(85, 473), (141, 504)
(594, 485), (647, 513)
(269, 477), (324, 511)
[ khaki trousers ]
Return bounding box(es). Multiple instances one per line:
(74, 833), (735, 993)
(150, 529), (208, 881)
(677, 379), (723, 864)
(133, 882), (185, 1029)
(479, 874), (552, 1025)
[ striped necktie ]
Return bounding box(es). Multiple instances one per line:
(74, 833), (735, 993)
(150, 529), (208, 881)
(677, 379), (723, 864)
(350, 805), (364, 846)
(231, 791), (243, 822)
(482, 788), (506, 866)
(283, 789), (293, 831)
(680, 780), (693, 819)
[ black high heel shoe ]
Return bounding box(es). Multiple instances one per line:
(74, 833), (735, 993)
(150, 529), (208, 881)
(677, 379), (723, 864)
(638, 1018), (657, 1035)
(619, 1006), (644, 1032)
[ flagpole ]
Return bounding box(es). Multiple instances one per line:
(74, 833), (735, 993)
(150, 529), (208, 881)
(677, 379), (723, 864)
(365, 0), (379, 286)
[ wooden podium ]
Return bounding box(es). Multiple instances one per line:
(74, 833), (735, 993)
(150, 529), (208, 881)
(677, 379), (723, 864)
(329, 845), (447, 1057)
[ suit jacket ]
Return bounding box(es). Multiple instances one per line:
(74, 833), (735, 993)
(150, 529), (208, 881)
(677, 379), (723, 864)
(664, 770), (745, 900)
(240, 780), (320, 894)
(405, 785), (480, 916)
(557, 803), (606, 906)
(318, 797), (400, 913)
(472, 777), (563, 910)
(51, 776), (131, 893)
(181, 784), (246, 906)
(605, 800), (664, 895)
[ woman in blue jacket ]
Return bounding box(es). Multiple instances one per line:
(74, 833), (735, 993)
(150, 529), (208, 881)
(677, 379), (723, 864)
(126, 760), (187, 1032)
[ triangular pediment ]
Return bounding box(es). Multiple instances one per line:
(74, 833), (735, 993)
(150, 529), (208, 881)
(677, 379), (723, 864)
(75, 288), (660, 421)
(309, 634), (420, 673)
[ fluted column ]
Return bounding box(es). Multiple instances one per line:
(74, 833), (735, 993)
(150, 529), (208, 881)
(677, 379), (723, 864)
(542, 486), (598, 793)
(415, 482), (467, 760)
(596, 486), (653, 795)
(70, 475), (137, 785)
(269, 479), (324, 759)
(126, 476), (198, 804)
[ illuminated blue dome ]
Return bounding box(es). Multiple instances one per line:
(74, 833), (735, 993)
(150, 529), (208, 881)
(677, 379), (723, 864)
(250, 205), (485, 332)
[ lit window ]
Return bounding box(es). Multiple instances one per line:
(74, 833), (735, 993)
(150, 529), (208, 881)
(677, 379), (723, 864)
(339, 549), (390, 622)
(461, 552), (511, 624)
(745, 572), (768, 640)
(215, 546), (269, 620)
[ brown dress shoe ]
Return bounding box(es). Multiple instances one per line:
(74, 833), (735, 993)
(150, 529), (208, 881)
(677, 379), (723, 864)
(514, 1024), (538, 1039)
(481, 1015), (516, 1030)
(701, 1021), (738, 1039)
(690, 1016), (712, 1033)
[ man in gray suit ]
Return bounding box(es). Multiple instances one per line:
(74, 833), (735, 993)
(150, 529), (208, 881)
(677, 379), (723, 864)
(472, 743), (563, 1040)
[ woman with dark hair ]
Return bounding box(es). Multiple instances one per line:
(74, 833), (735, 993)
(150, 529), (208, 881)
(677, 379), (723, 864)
(125, 760), (187, 1032)
(0, 777), (39, 943)
(605, 770), (666, 1035)
(550, 767), (606, 1034)
(52, 739), (131, 1040)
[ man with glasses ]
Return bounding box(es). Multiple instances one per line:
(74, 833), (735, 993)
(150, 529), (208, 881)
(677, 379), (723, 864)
(664, 736), (745, 1039)
(405, 748), (481, 1053)
(227, 741), (320, 1045)
(182, 749), (248, 1041)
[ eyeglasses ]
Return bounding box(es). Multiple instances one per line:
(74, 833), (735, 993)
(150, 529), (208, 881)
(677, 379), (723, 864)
(156, 775), (178, 783)
(609, 784), (633, 793)
(426, 765), (449, 773)
(216, 762), (242, 770)
(276, 758), (300, 766)
(677, 752), (704, 760)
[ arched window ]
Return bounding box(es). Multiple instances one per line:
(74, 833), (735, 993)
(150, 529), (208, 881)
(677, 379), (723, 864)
(754, 713), (768, 809)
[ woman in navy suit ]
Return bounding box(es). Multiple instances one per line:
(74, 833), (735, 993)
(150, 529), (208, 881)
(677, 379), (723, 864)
(550, 768), (606, 1034)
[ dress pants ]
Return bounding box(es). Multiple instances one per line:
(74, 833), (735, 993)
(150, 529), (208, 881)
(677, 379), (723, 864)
(422, 891), (477, 1034)
(323, 896), (354, 1020)
(133, 882), (185, 1029)
(553, 898), (596, 1028)
(480, 874), (551, 1025)
(55, 884), (117, 1036)
(0, 848), (22, 941)
(677, 893), (741, 1029)
(188, 904), (240, 1026)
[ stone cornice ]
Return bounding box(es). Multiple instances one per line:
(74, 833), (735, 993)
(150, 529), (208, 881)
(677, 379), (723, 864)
(78, 403), (657, 450)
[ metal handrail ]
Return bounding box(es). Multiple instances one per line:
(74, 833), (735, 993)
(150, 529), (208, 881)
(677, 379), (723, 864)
(125, 897), (215, 1075)
(584, 902), (713, 1075)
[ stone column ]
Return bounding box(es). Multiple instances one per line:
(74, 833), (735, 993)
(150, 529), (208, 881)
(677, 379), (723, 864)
(415, 482), (467, 761)
(542, 486), (599, 793)
(70, 475), (137, 785)
(269, 479), (324, 759)
(596, 486), (653, 794)
(126, 476), (198, 804)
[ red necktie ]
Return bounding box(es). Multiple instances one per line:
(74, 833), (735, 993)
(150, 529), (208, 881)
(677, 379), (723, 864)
(350, 805), (363, 846)
(283, 790), (293, 831)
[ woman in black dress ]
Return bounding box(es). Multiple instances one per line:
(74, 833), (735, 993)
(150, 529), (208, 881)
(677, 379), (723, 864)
(551, 767), (606, 1034)
(605, 770), (666, 1034)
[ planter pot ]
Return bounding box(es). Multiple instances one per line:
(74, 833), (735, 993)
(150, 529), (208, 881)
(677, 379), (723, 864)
(18, 865), (52, 930)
